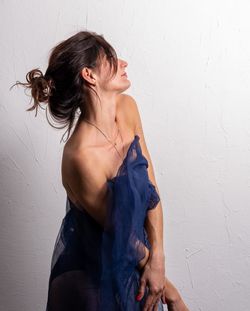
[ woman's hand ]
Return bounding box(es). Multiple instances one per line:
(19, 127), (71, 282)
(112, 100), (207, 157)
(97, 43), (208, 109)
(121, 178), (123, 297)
(136, 250), (165, 311)
(136, 247), (190, 311)
(161, 277), (190, 311)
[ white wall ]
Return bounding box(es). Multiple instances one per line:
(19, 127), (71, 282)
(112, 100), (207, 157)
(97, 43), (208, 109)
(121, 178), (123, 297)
(1, 1), (250, 310)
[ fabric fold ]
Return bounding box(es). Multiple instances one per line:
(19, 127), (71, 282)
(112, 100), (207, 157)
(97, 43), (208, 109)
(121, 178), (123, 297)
(147, 179), (161, 210)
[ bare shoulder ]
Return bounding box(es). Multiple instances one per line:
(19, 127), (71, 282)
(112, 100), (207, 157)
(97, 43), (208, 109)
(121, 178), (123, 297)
(117, 93), (136, 104)
(117, 93), (138, 114)
(119, 94), (160, 193)
(116, 93), (139, 130)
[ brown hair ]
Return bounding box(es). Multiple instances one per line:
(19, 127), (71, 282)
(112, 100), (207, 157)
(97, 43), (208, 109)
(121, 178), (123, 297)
(10, 30), (118, 143)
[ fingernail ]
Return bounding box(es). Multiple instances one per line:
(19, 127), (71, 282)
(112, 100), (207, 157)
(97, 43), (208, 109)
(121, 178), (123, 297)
(136, 293), (142, 301)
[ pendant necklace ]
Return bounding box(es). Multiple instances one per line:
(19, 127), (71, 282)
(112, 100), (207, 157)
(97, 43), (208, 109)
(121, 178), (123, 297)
(82, 118), (125, 160)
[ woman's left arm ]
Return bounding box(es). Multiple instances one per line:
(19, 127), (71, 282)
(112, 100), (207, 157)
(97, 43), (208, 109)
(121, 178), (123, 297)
(126, 94), (165, 257)
(125, 95), (165, 309)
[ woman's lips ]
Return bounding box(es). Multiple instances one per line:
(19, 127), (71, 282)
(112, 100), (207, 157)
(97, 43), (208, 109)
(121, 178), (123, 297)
(121, 73), (127, 77)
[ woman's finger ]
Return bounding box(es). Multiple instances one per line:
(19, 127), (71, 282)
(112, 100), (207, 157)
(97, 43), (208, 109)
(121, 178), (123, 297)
(152, 294), (162, 311)
(143, 292), (155, 311)
(151, 292), (162, 311)
(160, 292), (167, 304)
(136, 278), (146, 302)
(143, 288), (162, 311)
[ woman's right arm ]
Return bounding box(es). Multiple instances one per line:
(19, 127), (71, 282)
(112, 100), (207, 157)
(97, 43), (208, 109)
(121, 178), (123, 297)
(66, 150), (152, 271)
(64, 150), (110, 227)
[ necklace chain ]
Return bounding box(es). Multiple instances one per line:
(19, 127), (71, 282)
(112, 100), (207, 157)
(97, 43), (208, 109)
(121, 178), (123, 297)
(82, 118), (125, 160)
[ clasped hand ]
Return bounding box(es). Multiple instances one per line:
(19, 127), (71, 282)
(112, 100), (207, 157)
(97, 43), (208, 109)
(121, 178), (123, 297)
(136, 246), (190, 311)
(137, 250), (165, 311)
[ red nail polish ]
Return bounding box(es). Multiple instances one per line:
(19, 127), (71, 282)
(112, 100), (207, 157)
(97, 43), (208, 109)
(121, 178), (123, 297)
(136, 293), (142, 301)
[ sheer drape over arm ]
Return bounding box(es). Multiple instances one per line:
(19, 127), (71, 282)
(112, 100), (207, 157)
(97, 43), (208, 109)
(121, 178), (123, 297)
(99, 136), (161, 310)
(100, 180), (147, 309)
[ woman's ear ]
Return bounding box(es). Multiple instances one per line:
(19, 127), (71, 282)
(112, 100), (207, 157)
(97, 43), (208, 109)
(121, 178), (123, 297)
(81, 67), (96, 85)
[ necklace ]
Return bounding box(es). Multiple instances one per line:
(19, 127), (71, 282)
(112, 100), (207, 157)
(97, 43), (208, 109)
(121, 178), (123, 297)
(82, 118), (125, 160)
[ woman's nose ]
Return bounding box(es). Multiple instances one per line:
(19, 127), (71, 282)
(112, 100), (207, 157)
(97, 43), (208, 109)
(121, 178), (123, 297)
(119, 58), (128, 67)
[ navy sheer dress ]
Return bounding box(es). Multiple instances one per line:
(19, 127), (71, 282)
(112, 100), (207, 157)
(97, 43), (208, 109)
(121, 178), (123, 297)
(46, 134), (164, 310)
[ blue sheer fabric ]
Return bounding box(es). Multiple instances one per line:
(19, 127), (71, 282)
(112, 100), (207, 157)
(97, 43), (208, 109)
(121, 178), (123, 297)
(46, 135), (164, 310)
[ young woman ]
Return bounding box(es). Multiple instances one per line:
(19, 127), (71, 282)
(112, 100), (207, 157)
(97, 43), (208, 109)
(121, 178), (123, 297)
(12, 30), (189, 311)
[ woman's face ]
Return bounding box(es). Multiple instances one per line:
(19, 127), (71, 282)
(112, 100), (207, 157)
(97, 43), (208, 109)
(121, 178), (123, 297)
(96, 55), (131, 94)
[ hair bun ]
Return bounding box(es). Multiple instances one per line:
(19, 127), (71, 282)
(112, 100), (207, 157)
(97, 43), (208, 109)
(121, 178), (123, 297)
(26, 68), (54, 103)
(26, 68), (44, 83)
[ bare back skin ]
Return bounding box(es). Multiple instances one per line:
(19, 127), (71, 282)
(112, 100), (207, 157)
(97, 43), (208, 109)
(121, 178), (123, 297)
(61, 94), (135, 226)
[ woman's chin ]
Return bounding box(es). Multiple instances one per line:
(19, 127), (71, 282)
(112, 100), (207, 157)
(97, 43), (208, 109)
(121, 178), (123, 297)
(112, 80), (131, 94)
(121, 80), (131, 92)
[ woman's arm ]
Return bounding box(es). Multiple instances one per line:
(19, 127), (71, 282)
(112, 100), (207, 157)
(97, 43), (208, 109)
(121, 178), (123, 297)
(125, 94), (165, 258)
(124, 95), (190, 311)
(125, 95), (166, 309)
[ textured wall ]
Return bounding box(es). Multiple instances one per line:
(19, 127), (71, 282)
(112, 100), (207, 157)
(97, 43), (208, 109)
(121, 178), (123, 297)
(1, 0), (250, 310)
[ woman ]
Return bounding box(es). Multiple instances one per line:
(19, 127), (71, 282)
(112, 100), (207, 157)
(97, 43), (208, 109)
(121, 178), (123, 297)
(11, 31), (189, 311)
